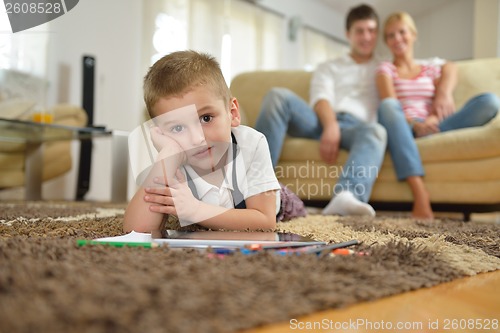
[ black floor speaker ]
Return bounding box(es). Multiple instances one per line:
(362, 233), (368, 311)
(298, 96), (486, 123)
(76, 55), (95, 200)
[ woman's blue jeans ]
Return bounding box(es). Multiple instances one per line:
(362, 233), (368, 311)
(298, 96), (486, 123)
(255, 87), (387, 203)
(378, 93), (499, 180)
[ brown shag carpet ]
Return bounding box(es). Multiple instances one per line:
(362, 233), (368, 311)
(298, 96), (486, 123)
(0, 201), (499, 333)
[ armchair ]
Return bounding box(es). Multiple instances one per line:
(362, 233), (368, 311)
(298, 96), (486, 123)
(0, 69), (87, 194)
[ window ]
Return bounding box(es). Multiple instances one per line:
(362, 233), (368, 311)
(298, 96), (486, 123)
(0, 16), (49, 77)
(301, 26), (349, 71)
(0, 13), (49, 105)
(144, 0), (284, 84)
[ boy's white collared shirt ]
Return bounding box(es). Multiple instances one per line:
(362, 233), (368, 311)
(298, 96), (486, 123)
(183, 139), (244, 209)
(183, 168), (235, 208)
(182, 126), (281, 214)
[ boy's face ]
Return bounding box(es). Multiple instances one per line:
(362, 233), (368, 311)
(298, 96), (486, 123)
(152, 85), (241, 172)
(346, 19), (378, 59)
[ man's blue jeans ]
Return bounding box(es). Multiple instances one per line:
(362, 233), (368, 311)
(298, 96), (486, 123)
(255, 87), (387, 203)
(378, 93), (499, 180)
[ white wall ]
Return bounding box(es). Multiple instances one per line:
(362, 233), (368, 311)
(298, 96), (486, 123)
(261, 0), (479, 63)
(411, 0), (474, 61)
(44, 0), (143, 201)
(258, 0), (346, 69)
(474, 0), (500, 58)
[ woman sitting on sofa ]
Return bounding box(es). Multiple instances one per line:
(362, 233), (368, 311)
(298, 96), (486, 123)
(376, 11), (499, 219)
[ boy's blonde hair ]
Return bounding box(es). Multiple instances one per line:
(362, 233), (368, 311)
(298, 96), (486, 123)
(383, 11), (417, 41)
(143, 50), (231, 117)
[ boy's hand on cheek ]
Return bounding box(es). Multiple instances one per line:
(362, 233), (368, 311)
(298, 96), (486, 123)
(150, 126), (186, 160)
(150, 126), (187, 179)
(150, 126), (170, 152)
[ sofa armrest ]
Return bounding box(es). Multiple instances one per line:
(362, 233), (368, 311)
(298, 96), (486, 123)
(454, 58), (500, 109)
(417, 111), (500, 162)
(231, 70), (312, 127)
(0, 104), (87, 153)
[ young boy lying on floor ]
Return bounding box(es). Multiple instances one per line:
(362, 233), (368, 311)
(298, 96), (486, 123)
(124, 51), (305, 233)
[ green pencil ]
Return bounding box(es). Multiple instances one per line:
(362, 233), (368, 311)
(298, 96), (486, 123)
(76, 240), (158, 248)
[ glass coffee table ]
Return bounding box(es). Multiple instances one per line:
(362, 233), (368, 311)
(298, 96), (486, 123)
(0, 117), (113, 200)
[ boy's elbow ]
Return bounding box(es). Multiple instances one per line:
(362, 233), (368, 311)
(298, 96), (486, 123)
(123, 223), (160, 234)
(123, 209), (136, 233)
(263, 216), (277, 230)
(122, 217), (135, 233)
(123, 212), (150, 233)
(268, 220), (277, 230)
(123, 216), (161, 233)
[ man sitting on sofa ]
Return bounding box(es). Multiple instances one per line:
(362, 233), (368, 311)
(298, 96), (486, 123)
(256, 4), (385, 216)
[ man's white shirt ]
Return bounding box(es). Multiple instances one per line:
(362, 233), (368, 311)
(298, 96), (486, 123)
(310, 54), (380, 123)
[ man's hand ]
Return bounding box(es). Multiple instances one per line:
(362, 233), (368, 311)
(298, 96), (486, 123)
(319, 122), (341, 164)
(432, 90), (455, 121)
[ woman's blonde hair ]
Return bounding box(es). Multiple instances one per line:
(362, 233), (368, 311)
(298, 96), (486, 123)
(383, 11), (417, 41)
(143, 50), (231, 118)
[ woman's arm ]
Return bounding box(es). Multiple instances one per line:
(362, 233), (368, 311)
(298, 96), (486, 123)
(433, 62), (457, 120)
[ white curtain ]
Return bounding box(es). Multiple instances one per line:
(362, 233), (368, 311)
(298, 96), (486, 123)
(0, 18), (49, 78)
(301, 27), (349, 71)
(227, 0), (282, 79)
(0, 16), (49, 107)
(143, 0), (284, 83)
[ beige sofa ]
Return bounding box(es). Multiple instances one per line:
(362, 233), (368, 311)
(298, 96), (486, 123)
(230, 57), (500, 218)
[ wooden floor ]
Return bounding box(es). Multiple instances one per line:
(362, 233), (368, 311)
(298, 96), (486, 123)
(243, 263), (500, 333)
